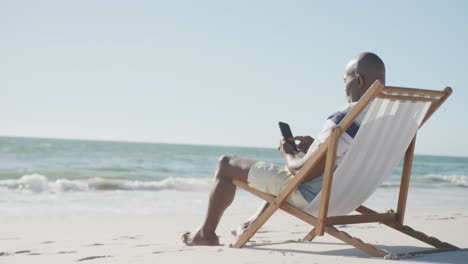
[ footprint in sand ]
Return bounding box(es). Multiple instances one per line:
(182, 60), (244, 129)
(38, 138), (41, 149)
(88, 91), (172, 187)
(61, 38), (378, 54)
(152, 248), (194, 254)
(15, 250), (31, 254)
(1, 251), (41, 256)
(113, 235), (142, 240)
(135, 244), (150, 247)
(83, 243), (104, 247)
(425, 217), (456, 220)
(77, 255), (112, 262)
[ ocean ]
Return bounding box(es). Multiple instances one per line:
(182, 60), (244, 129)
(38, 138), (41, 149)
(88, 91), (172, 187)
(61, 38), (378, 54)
(1, 136), (467, 216)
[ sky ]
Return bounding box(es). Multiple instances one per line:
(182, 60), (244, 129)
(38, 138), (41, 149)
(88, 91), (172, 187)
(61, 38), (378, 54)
(1, 0), (467, 156)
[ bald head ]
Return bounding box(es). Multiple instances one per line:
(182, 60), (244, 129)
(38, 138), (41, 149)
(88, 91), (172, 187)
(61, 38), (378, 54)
(344, 52), (386, 102)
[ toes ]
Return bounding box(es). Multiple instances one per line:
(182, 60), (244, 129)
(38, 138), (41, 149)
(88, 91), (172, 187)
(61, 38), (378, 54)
(181, 232), (191, 243)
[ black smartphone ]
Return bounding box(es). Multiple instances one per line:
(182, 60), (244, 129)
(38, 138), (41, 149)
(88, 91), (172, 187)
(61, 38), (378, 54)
(278, 122), (298, 152)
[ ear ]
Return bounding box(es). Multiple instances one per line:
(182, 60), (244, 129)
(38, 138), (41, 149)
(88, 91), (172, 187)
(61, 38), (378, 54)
(356, 74), (365, 89)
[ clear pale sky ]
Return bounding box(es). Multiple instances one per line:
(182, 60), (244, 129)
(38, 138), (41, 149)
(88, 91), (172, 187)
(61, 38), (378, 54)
(1, 1), (467, 156)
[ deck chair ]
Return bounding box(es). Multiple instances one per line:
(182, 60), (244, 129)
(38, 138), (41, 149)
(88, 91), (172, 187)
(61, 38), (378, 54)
(231, 80), (458, 258)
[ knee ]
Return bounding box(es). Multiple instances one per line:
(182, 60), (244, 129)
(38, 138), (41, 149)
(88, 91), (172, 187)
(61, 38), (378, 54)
(217, 155), (232, 169)
(216, 155), (234, 178)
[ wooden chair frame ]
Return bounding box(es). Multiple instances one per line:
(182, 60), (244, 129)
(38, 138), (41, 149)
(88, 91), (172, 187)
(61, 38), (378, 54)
(230, 80), (458, 257)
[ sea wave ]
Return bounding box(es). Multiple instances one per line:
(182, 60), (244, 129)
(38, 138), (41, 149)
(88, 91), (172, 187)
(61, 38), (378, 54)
(1, 173), (466, 194)
(418, 174), (468, 187)
(0, 174), (212, 193)
(380, 182), (401, 188)
(381, 174), (468, 188)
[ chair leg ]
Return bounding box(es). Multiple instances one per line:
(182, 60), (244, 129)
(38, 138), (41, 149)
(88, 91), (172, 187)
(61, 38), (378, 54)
(303, 228), (317, 241)
(325, 226), (389, 257)
(387, 222), (458, 249)
(230, 203), (279, 248)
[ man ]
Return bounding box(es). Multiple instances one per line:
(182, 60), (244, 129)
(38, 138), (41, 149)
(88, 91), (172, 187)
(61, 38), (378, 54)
(182, 52), (386, 246)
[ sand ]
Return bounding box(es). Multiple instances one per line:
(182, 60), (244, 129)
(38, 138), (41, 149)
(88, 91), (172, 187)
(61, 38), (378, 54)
(1, 207), (467, 264)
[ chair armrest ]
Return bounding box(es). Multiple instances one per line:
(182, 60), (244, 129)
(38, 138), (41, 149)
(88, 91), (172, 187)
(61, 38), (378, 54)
(272, 138), (330, 207)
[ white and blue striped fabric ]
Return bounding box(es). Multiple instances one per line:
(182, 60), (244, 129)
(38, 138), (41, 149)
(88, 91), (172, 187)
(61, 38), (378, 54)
(304, 96), (432, 217)
(298, 103), (369, 202)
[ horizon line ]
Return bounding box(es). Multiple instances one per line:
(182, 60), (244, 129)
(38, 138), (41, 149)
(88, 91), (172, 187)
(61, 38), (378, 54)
(1, 134), (466, 159)
(0, 134), (274, 151)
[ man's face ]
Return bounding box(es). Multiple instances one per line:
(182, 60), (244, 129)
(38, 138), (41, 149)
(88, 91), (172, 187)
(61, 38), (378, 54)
(343, 61), (360, 103)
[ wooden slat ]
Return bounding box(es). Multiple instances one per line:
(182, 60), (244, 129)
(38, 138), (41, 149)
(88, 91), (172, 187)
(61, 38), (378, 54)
(316, 126), (340, 236)
(387, 222), (459, 249)
(336, 80), (385, 137)
(376, 93), (439, 103)
(303, 228), (317, 241)
(355, 205), (375, 214)
(420, 87), (452, 127)
(231, 180), (319, 247)
(325, 226), (389, 257)
(326, 213), (396, 225)
(272, 141), (328, 207)
(396, 136), (416, 224)
(230, 202), (278, 248)
(281, 203), (318, 226)
(385, 86), (446, 97)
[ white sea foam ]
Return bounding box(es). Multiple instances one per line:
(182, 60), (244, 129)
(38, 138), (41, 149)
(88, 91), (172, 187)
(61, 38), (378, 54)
(380, 182), (401, 188)
(381, 174), (468, 188)
(1, 173), (466, 194)
(419, 174), (468, 187)
(0, 174), (212, 193)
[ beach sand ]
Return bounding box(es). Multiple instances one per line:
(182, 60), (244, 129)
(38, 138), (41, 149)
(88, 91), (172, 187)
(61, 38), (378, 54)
(1, 207), (467, 264)
(1, 138), (467, 263)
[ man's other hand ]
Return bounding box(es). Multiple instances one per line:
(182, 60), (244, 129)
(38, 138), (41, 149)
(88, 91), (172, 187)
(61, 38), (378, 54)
(293, 136), (314, 154)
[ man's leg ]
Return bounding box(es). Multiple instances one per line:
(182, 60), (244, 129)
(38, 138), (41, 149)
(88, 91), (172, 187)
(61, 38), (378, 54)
(182, 155), (257, 246)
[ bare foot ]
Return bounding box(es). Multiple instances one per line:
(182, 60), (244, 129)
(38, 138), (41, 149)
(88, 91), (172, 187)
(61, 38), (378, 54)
(181, 229), (219, 246)
(230, 222), (251, 238)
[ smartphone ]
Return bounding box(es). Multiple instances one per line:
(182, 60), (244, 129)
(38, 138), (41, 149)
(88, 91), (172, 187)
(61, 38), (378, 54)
(278, 122), (298, 152)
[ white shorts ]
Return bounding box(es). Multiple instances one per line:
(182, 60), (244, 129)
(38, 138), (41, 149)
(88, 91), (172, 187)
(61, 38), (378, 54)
(247, 161), (309, 210)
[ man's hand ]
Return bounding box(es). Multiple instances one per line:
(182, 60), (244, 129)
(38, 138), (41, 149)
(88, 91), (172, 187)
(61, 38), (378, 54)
(293, 136), (314, 154)
(278, 135), (323, 177)
(278, 137), (297, 157)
